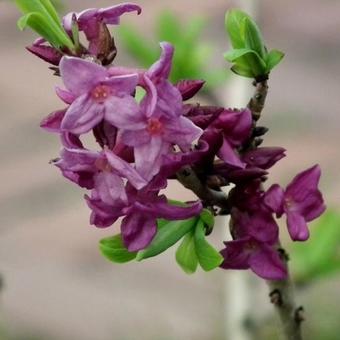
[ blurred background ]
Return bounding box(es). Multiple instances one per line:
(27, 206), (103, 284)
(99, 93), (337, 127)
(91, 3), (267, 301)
(0, 0), (340, 339)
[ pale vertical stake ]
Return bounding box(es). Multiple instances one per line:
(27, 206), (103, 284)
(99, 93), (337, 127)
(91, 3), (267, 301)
(220, 1), (264, 340)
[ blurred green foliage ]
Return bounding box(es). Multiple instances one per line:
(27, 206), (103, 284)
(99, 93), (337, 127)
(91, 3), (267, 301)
(117, 11), (227, 87)
(291, 210), (340, 286)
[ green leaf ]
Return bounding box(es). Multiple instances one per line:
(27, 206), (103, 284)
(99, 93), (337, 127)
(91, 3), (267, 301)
(194, 220), (223, 271)
(266, 49), (285, 72)
(17, 12), (70, 49)
(225, 9), (251, 49)
(224, 48), (266, 78)
(200, 209), (214, 229)
(99, 234), (137, 263)
(242, 17), (266, 58)
(224, 48), (258, 62)
(176, 230), (198, 274)
(15, 0), (59, 24)
(291, 210), (340, 285)
(230, 64), (254, 78)
(15, 0), (74, 50)
(136, 217), (199, 261)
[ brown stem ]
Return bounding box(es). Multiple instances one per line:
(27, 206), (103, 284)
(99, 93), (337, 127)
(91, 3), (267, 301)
(248, 80), (268, 121)
(176, 166), (230, 210)
(248, 82), (303, 340)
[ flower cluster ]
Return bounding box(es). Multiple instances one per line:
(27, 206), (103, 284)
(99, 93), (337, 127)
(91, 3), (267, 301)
(31, 3), (325, 278)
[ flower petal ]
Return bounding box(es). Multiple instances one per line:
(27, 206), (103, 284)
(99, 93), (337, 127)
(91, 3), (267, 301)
(264, 184), (285, 215)
(40, 109), (66, 132)
(146, 42), (174, 80)
(121, 213), (157, 252)
(217, 138), (245, 168)
(134, 199), (203, 220)
(176, 79), (205, 101)
(163, 116), (202, 149)
(243, 147), (286, 169)
(220, 239), (251, 270)
(103, 73), (139, 96)
(249, 244), (287, 280)
(61, 94), (104, 134)
(104, 95), (144, 129)
(60, 56), (108, 96)
(134, 137), (167, 181)
(85, 194), (124, 228)
(286, 211), (310, 241)
(94, 172), (128, 206)
(99, 3), (142, 24)
(105, 149), (147, 189)
(56, 86), (76, 104)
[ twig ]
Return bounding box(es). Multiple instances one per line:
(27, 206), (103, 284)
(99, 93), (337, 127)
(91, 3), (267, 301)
(176, 166), (230, 210)
(248, 82), (303, 340)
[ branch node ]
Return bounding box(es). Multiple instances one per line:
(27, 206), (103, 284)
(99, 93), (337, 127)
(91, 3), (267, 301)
(294, 306), (305, 324)
(269, 289), (283, 307)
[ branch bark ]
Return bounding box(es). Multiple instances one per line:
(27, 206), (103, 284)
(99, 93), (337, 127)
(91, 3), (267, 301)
(248, 82), (303, 340)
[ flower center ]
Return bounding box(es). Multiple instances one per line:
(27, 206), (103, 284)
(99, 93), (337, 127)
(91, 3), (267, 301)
(147, 118), (163, 135)
(284, 196), (294, 209)
(91, 85), (111, 103)
(95, 157), (112, 172)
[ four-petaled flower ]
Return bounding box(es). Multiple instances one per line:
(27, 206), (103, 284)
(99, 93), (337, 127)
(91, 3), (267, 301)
(59, 57), (139, 134)
(265, 165), (326, 241)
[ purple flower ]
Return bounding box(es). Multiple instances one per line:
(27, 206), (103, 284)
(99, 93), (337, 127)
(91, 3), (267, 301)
(176, 80), (205, 101)
(108, 43), (202, 181)
(265, 165), (326, 241)
(243, 147), (286, 169)
(63, 3), (141, 59)
(230, 208), (279, 245)
(220, 237), (287, 280)
(211, 108), (252, 168)
(54, 147), (147, 192)
(59, 56), (139, 134)
(184, 104), (224, 129)
(86, 184), (203, 251)
(27, 38), (63, 66)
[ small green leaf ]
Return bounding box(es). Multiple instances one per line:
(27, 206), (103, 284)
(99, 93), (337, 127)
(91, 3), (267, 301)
(266, 49), (285, 72)
(176, 230), (198, 274)
(136, 217), (199, 261)
(242, 17), (266, 58)
(99, 234), (137, 263)
(225, 9), (251, 49)
(230, 64), (254, 78)
(194, 220), (223, 271)
(17, 12), (66, 49)
(224, 48), (258, 62)
(15, 0), (74, 50)
(200, 209), (214, 229)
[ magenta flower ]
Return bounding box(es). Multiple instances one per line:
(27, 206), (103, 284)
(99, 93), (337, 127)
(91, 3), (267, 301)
(86, 184), (203, 251)
(176, 79), (205, 101)
(230, 208), (279, 245)
(54, 147), (147, 192)
(63, 3), (141, 51)
(214, 108), (252, 167)
(220, 237), (287, 280)
(63, 3), (141, 60)
(108, 43), (202, 181)
(265, 165), (326, 241)
(27, 38), (63, 66)
(59, 56), (139, 134)
(243, 147), (286, 169)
